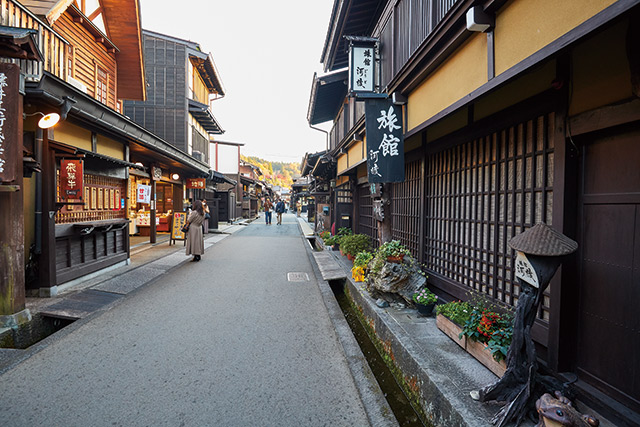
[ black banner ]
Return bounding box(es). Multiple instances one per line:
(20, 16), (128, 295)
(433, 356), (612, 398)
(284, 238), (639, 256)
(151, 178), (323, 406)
(365, 98), (404, 183)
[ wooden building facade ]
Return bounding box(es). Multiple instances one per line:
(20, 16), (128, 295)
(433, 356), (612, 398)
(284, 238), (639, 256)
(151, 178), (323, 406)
(308, 0), (640, 423)
(1, 0), (212, 298)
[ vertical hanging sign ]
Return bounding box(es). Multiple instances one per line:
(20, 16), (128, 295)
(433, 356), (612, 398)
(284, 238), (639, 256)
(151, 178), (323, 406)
(346, 36), (378, 95)
(60, 159), (84, 200)
(365, 98), (405, 183)
(0, 64), (19, 183)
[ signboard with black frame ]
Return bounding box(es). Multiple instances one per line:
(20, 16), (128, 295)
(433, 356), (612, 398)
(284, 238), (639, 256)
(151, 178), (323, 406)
(365, 98), (405, 183)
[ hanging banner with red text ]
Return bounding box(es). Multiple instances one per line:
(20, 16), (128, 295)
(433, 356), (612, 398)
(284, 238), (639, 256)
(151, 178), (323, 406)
(137, 184), (151, 204)
(60, 159), (84, 200)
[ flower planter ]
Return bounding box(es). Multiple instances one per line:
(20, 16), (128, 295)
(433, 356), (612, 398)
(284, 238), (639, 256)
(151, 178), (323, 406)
(386, 255), (404, 263)
(436, 314), (506, 377)
(416, 302), (435, 316)
(347, 253), (355, 261)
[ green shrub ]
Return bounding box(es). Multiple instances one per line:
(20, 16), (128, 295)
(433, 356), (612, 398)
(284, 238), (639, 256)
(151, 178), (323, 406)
(435, 301), (472, 326)
(340, 234), (371, 256)
(377, 240), (411, 258)
(353, 251), (373, 268)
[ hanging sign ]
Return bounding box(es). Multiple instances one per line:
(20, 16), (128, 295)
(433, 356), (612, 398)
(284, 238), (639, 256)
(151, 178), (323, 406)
(347, 36), (377, 95)
(0, 64), (19, 183)
(136, 184), (151, 204)
(186, 178), (205, 189)
(365, 98), (405, 183)
(60, 159), (84, 200)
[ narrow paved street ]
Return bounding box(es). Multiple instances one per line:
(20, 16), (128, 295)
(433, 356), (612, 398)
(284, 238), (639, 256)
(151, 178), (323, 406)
(0, 213), (376, 426)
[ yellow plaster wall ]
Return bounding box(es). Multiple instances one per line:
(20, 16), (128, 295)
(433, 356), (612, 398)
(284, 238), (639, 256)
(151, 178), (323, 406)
(570, 20), (632, 115)
(53, 123), (92, 150)
(407, 34), (487, 131)
(337, 153), (348, 175)
(348, 140), (364, 166)
(96, 135), (125, 160)
(495, 0), (617, 75)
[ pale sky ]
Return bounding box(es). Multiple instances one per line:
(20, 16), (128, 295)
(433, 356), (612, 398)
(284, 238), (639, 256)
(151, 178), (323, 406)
(138, 0), (335, 164)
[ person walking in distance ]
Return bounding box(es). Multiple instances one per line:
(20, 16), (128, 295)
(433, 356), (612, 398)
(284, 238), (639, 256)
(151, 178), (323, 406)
(185, 200), (205, 261)
(264, 197), (273, 225)
(296, 199), (302, 217)
(275, 198), (285, 225)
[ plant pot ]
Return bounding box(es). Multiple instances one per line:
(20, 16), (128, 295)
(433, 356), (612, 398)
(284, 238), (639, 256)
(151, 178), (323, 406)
(416, 302), (435, 316)
(386, 255), (404, 263)
(347, 253), (355, 261)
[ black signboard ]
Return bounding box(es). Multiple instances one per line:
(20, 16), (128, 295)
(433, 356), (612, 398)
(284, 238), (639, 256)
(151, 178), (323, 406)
(0, 64), (19, 183)
(365, 98), (405, 183)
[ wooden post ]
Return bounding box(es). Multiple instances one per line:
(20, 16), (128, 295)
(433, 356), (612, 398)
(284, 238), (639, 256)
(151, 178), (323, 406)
(0, 64), (28, 323)
(377, 183), (392, 244)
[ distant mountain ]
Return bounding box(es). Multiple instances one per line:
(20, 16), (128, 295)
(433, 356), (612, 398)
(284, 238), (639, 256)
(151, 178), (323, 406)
(241, 155), (300, 189)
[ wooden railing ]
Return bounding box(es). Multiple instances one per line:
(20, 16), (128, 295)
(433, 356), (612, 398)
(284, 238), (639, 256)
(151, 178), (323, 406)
(329, 96), (365, 151)
(0, 0), (68, 82)
(382, 0), (462, 87)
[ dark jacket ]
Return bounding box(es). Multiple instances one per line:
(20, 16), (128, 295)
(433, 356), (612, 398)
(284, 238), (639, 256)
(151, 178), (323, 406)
(275, 201), (285, 213)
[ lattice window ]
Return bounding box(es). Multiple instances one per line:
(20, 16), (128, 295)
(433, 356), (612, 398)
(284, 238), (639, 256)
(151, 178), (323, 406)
(424, 113), (555, 319)
(357, 184), (379, 249)
(391, 159), (421, 257)
(336, 183), (352, 204)
(96, 67), (108, 104)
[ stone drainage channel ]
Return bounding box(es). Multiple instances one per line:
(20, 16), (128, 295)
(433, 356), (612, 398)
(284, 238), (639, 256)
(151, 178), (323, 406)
(328, 277), (427, 427)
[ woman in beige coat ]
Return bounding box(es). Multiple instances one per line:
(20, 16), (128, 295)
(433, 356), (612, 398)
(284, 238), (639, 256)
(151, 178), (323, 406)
(186, 200), (205, 261)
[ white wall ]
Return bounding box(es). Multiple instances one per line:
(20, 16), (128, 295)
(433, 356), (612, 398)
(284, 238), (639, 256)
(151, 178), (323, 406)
(217, 144), (239, 174)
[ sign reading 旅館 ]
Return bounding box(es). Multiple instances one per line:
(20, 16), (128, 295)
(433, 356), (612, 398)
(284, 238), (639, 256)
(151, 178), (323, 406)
(365, 98), (405, 183)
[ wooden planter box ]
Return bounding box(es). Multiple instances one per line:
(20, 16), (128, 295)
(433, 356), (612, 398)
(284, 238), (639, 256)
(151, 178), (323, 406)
(436, 314), (507, 377)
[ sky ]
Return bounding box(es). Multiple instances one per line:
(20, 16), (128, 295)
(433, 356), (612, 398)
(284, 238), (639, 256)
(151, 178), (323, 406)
(138, 0), (335, 164)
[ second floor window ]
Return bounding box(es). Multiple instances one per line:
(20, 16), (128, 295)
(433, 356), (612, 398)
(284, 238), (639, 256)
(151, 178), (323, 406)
(96, 67), (108, 104)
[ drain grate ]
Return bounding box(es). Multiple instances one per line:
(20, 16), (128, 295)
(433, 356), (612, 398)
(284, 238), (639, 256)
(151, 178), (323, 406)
(287, 272), (310, 282)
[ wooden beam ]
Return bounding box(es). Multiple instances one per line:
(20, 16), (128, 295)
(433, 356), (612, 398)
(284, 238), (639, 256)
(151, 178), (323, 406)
(87, 7), (103, 21)
(568, 98), (640, 136)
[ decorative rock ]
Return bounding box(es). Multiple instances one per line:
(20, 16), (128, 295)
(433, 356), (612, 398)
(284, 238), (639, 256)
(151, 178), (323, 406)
(368, 255), (426, 305)
(375, 298), (390, 308)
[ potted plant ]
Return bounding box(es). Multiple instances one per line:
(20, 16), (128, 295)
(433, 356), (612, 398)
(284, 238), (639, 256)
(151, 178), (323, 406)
(412, 287), (438, 315)
(351, 251), (373, 282)
(340, 234), (371, 260)
(377, 240), (411, 263)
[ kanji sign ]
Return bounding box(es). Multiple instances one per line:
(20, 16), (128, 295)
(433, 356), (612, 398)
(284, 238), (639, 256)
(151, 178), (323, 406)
(60, 159), (84, 200)
(136, 184), (151, 204)
(347, 36), (377, 95)
(0, 64), (19, 183)
(515, 251), (539, 288)
(186, 178), (205, 189)
(365, 98), (405, 183)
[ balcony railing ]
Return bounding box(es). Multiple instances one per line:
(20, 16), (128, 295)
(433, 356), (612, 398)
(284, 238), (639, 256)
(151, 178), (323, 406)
(329, 96), (365, 151)
(382, 0), (461, 88)
(0, 0), (68, 81)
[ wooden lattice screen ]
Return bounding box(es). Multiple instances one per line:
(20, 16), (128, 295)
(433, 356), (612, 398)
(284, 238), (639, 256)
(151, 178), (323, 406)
(357, 184), (379, 249)
(391, 159), (422, 257)
(424, 113), (555, 319)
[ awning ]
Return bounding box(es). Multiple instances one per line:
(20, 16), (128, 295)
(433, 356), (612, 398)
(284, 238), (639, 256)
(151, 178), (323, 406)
(0, 26), (43, 61)
(307, 70), (348, 125)
(208, 169), (236, 185)
(188, 99), (224, 134)
(49, 140), (145, 170)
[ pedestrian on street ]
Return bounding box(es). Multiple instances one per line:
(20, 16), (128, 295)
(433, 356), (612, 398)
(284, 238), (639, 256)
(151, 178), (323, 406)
(185, 199), (205, 261)
(201, 198), (210, 234)
(296, 199), (302, 217)
(264, 197), (273, 225)
(275, 198), (285, 225)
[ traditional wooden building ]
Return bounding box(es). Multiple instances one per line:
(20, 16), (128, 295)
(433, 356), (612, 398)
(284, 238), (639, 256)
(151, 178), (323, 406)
(1, 0), (212, 299)
(309, 0), (640, 423)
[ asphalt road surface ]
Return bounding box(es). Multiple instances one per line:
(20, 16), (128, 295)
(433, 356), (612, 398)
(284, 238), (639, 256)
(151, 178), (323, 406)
(0, 213), (374, 427)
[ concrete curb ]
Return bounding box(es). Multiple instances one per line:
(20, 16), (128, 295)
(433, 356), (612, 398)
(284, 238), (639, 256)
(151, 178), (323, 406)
(298, 224), (398, 427)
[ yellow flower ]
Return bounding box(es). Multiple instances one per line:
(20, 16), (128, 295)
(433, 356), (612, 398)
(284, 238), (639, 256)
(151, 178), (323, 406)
(352, 266), (365, 282)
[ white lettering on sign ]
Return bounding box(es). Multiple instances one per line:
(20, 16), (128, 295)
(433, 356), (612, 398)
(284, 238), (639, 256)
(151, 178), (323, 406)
(369, 149), (382, 178)
(515, 251), (539, 288)
(0, 73), (7, 174)
(66, 161), (77, 188)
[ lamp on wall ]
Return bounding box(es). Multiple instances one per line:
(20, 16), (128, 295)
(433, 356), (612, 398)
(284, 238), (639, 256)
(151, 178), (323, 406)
(171, 173), (180, 180)
(24, 111), (60, 129)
